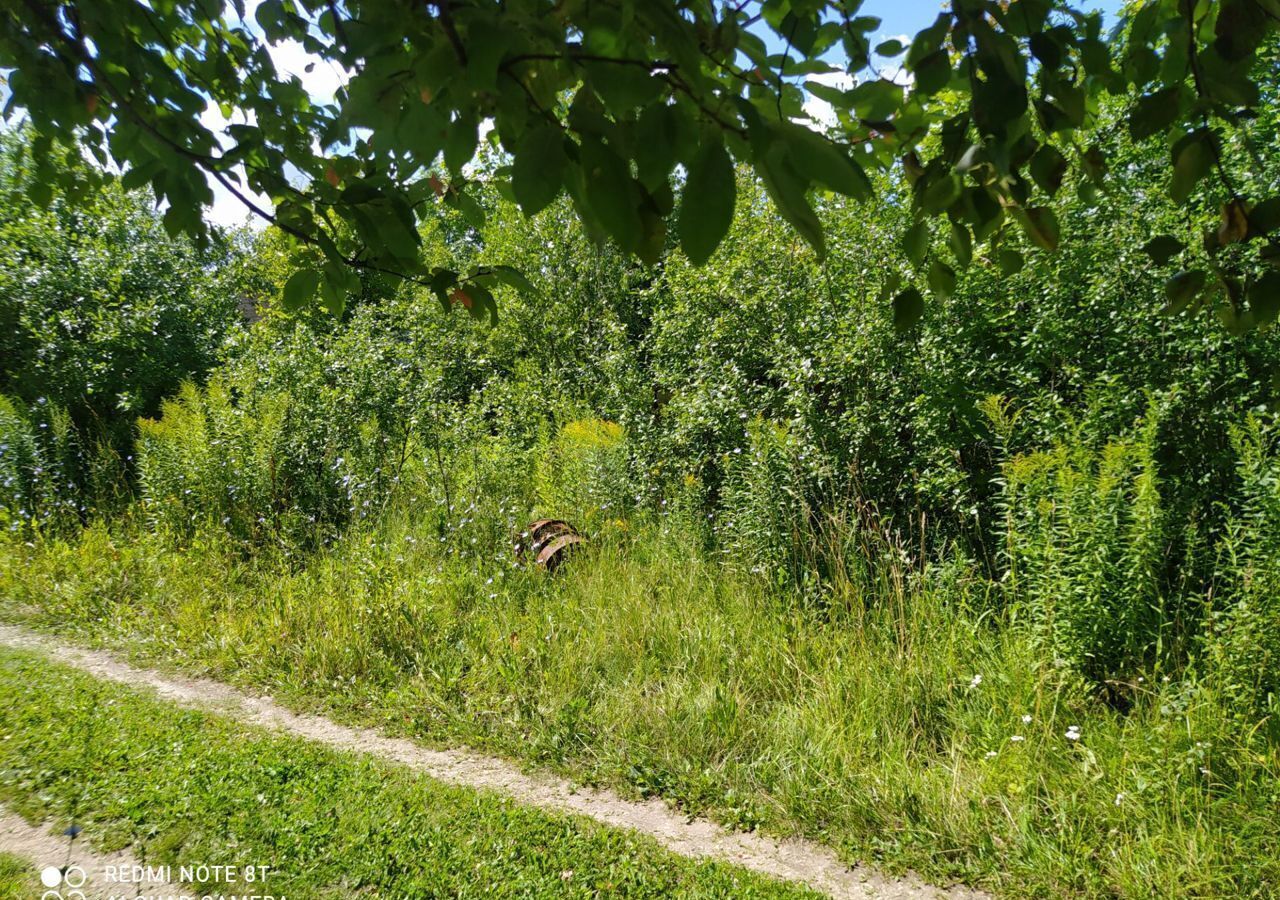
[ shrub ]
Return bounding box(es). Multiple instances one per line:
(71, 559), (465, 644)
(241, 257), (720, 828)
(1000, 412), (1172, 692)
(0, 393), (99, 534)
(1201, 416), (1280, 731)
(717, 417), (811, 586)
(137, 379), (296, 545)
(534, 418), (631, 530)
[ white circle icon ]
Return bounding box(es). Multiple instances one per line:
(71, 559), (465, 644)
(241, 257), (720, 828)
(40, 866), (61, 887)
(64, 866), (87, 887)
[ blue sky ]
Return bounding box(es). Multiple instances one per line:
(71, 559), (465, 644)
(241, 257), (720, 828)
(855, 0), (1125, 44)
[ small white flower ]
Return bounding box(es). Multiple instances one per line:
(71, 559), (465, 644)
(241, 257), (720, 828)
(1010, 734), (1025, 743)
(1114, 793), (1125, 806)
(1065, 725), (1081, 741)
(985, 751), (998, 759)
(1021, 714), (1033, 724)
(969, 674), (983, 688)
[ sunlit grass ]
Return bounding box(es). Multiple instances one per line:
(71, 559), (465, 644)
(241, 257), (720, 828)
(3, 515), (1277, 898)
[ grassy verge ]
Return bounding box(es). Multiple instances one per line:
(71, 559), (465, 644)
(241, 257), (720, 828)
(2, 519), (1278, 897)
(0, 647), (816, 898)
(0, 854), (36, 899)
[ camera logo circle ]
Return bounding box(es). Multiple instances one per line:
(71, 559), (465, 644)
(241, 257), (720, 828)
(39, 865), (87, 899)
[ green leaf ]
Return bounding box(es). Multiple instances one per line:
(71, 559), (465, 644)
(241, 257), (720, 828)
(281, 267), (321, 312)
(912, 50), (951, 96)
(1029, 145), (1067, 196)
(875, 39), (905, 57)
(444, 110), (478, 174)
(1170, 130), (1218, 204)
(1142, 235), (1185, 265)
(1162, 269), (1206, 314)
(920, 173), (962, 214)
(1012, 207), (1060, 252)
(1248, 197), (1280, 238)
(949, 223), (972, 268)
(998, 249), (1025, 275)
(902, 221), (929, 267)
(1128, 88), (1183, 142)
(487, 264), (540, 298)
(755, 140), (825, 260)
(463, 282), (499, 325)
(679, 138), (736, 266)
(512, 124), (567, 217)
(634, 103), (682, 189)
(779, 124), (871, 200)
(928, 259), (957, 299)
(1248, 270), (1280, 327)
(580, 139), (642, 252)
(892, 287), (925, 332)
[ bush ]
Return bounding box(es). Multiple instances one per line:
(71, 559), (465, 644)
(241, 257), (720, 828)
(0, 393), (110, 534)
(1000, 411), (1171, 693)
(718, 417), (812, 586)
(137, 379), (296, 545)
(1202, 416), (1280, 731)
(534, 418), (631, 530)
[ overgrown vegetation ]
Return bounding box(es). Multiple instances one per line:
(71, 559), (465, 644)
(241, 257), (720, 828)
(1, 64), (1279, 896)
(0, 649), (815, 898)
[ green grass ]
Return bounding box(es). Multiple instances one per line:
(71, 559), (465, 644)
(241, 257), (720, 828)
(0, 648), (816, 899)
(2, 518), (1278, 898)
(0, 854), (37, 900)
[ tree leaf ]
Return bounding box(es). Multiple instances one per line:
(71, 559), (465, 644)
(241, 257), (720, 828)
(281, 267), (321, 312)
(1029, 144), (1067, 196)
(512, 124), (567, 217)
(949, 222), (972, 267)
(1142, 235), (1184, 265)
(487, 264), (540, 298)
(1128, 88), (1183, 142)
(1170, 129), (1217, 204)
(1247, 197), (1280, 239)
(679, 138), (736, 265)
(998, 249), (1025, 275)
(912, 49), (951, 96)
(893, 287), (924, 332)
(1248, 270), (1280, 327)
(755, 140), (825, 260)
(1012, 207), (1060, 252)
(779, 124), (871, 200)
(1162, 269), (1206, 314)
(928, 259), (957, 299)
(580, 138), (642, 252)
(902, 221), (929, 267)
(444, 109), (478, 174)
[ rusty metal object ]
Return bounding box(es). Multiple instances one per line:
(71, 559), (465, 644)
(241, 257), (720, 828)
(516, 519), (586, 571)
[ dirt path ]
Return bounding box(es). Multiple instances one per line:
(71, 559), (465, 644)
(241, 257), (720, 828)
(0, 624), (988, 900)
(0, 805), (178, 899)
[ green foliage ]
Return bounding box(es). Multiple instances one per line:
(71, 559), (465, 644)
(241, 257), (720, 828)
(718, 417), (812, 587)
(534, 418), (631, 530)
(1000, 412), (1172, 691)
(1, 2), (1277, 328)
(0, 650), (816, 899)
(0, 134), (244, 438)
(137, 379), (293, 544)
(0, 393), (107, 534)
(1202, 416), (1280, 732)
(7, 510), (1280, 898)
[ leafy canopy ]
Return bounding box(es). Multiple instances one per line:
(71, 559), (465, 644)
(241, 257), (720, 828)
(1, 0), (1278, 328)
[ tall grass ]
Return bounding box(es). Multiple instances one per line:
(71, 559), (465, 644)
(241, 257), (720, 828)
(3, 489), (1278, 896)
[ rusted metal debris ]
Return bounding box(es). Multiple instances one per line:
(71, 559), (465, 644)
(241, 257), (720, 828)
(516, 519), (586, 572)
